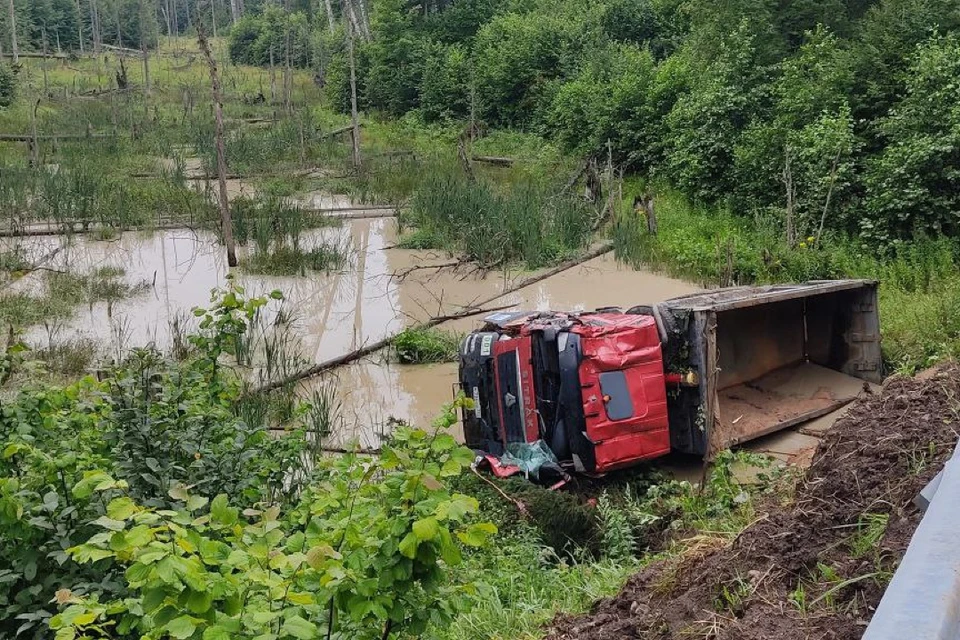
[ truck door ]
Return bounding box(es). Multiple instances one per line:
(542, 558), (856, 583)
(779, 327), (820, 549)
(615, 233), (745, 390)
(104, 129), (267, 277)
(492, 338), (538, 444)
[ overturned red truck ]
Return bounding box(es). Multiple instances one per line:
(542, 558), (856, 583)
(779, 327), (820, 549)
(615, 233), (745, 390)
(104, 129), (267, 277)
(459, 281), (882, 478)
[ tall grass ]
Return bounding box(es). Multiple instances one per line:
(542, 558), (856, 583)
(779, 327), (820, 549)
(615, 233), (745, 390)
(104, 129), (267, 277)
(231, 194), (350, 276)
(0, 266), (150, 329)
(401, 163), (595, 268)
(392, 327), (462, 363)
(0, 159), (213, 231)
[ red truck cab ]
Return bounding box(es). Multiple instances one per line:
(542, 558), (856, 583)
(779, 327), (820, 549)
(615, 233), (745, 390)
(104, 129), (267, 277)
(459, 310), (671, 474)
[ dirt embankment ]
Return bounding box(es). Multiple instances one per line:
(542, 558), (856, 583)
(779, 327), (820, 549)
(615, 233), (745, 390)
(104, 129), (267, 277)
(547, 365), (960, 640)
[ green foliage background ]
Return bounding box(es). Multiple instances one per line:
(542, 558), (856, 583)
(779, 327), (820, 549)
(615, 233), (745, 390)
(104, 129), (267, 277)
(225, 0), (960, 249)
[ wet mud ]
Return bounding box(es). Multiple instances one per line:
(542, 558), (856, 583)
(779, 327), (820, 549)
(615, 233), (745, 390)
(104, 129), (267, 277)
(546, 366), (960, 640)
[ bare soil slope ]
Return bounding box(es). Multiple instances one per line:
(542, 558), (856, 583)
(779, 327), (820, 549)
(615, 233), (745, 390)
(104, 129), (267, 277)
(547, 366), (960, 640)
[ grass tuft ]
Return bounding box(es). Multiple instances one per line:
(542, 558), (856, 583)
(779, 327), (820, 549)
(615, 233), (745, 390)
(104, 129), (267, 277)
(392, 327), (462, 364)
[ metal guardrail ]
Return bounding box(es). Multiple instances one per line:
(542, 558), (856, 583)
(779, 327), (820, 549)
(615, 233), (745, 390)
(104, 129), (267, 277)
(863, 444), (960, 640)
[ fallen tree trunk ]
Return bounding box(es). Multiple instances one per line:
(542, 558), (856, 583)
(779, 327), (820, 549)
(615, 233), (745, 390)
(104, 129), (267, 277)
(0, 51), (68, 59)
(252, 243), (614, 394)
(0, 133), (117, 142)
(0, 221), (198, 238)
(472, 155), (515, 167)
(321, 122), (364, 140)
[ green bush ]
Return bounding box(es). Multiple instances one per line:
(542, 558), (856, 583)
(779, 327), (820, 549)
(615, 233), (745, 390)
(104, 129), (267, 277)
(864, 34), (960, 244)
(472, 8), (595, 126)
(0, 285), (495, 638)
(419, 43), (472, 122)
(547, 43), (656, 161)
(0, 64), (16, 109)
(227, 6), (312, 68)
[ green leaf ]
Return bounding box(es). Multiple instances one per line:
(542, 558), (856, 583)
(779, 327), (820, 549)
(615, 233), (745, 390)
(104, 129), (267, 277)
(202, 626), (232, 640)
(281, 615), (316, 640)
(70, 545), (113, 563)
(440, 458), (462, 477)
(186, 589), (212, 614)
(269, 290), (284, 300)
(438, 527), (462, 565)
(72, 612), (97, 625)
(305, 544), (338, 569)
(186, 495), (209, 512)
(412, 517), (439, 541)
(142, 587), (167, 613)
(125, 524), (153, 547)
(450, 446), (476, 467)
(92, 515), (125, 532)
(166, 615), (197, 640)
(431, 433), (458, 452)
(210, 494), (237, 526)
(398, 532), (419, 559)
(125, 562), (151, 584)
(168, 484), (190, 502)
(456, 522), (498, 547)
(436, 494), (478, 522)
(107, 497), (138, 521)
(285, 591), (314, 605)
(2, 442), (28, 459)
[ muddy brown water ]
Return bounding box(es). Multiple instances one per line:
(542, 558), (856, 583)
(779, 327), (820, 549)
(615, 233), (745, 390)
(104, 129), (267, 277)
(2, 217), (700, 448)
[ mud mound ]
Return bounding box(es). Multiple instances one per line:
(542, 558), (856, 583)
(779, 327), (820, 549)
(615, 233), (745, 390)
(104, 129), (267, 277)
(547, 366), (960, 640)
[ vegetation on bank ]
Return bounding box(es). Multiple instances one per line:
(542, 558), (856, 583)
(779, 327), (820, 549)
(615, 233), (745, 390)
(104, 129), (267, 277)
(0, 285), (781, 640)
(612, 186), (960, 373)
(392, 327), (461, 364)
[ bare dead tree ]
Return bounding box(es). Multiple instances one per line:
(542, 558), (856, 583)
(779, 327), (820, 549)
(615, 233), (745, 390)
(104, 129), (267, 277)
(75, 0), (84, 53)
(140, 0), (151, 116)
(457, 134), (475, 181)
(29, 99), (40, 167)
(283, 0), (292, 113)
(6, 0), (18, 63)
(323, 0), (336, 33)
(90, 0), (102, 54)
(41, 28), (49, 95)
(815, 148), (843, 248)
(346, 11), (361, 169)
(229, 0), (241, 22)
(269, 45), (276, 104)
(782, 145), (796, 246)
(197, 25), (238, 267)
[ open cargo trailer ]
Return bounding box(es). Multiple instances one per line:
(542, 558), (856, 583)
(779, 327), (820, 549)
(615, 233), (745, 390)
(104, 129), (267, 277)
(460, 280), (882, 475)
(659, 280), (882, 457)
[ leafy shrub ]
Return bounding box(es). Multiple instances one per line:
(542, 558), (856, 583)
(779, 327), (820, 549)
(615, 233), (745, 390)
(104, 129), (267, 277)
(472, 8), (596, 126)
(0, 64), (16, 109)
(53, 405), (492, 640)
(419, 43), (472, 122)
(550, 43), (659, 166)
(864, 34), (960, 245)
(227, 6), (312, 68)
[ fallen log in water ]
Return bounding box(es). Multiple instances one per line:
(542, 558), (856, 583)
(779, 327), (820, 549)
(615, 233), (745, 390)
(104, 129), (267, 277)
(251, 243), (615, 393)
(0, 133), (117, 142)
